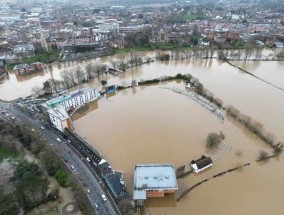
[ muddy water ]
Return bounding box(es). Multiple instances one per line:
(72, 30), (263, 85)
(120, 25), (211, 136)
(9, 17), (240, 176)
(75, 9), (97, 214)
(1, 53), (284, 214)
(73, 82), (284, 215)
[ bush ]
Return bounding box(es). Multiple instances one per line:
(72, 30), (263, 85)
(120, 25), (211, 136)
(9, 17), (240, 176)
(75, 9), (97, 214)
(258, 150), (269, 161)
(206, 132), (223, 149)
(55, 170), (69, 187)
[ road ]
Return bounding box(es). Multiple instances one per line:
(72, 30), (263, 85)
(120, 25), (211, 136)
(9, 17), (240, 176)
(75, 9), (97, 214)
(0, 100), (120, 215)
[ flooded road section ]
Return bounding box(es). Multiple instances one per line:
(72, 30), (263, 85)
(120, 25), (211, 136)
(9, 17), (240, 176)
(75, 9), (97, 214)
(73, 83), (284, 215)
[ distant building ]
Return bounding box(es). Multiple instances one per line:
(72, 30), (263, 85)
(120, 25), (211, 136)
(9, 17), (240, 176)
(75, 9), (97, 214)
(133, 163), (178, 206)
(99, 21), (119, 32)
(13, 62), (44, 75)
(13, 44), (34, 55)
(47, 106), (72, 132)
(45, 88), (100, 111)
(190, 155), (213, 173)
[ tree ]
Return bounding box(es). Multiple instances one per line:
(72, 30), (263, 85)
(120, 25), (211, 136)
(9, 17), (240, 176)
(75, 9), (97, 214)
(206, 132), (223, 149)
(101, 80), (107, 86)
(85, 63), (94, 80)
(40, 149), (60, 176)
(43, 79), (61, 95)
(55, 170), (69, 187)
(244, 43), (254, 62)
(14, 161), (49, 210)
(119, 199), (135, 215)
(31, 86), (44, 98)
(0, 189), (19, 215)
(258, 150), (269, 161)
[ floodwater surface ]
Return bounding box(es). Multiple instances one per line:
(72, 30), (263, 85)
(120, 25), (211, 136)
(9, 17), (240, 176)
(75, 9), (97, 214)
(1, 52), (284, 215)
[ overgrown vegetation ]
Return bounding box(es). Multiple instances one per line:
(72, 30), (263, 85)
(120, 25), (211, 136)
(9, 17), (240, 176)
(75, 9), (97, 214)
(226, 105), (283, 155)
(119, 199), (135, 215)
(0, 120), (74, 213)
(0, 119), (45, 158)
(206, 132), (225, 149)
(257, 150), (269, 161)
(13, 160), (50, 212)
(55, 170), (69, 187)
(22, 51), (60, 64)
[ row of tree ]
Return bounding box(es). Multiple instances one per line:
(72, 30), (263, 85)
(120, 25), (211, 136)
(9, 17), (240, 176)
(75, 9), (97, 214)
(226, 105), (283, 155)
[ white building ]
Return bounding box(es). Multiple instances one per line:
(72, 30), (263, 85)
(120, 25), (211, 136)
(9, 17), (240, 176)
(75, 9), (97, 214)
(45, 87), (100, 131)
(99, 21), (119, 32)
(46, 87), (100, 111)
(47, 106), (71, 132)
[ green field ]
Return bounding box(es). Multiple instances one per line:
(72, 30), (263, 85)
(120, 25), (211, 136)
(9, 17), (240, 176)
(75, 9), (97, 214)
(183, 14), (198, 20)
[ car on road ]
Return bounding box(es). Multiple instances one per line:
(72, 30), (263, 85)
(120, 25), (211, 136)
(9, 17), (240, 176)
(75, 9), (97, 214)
(101, 194), (107, 202)
(56, 138), (61, 142)
(94, 202), (99, 209)
(40, 126), (45, 130)
(70, 165), (75, 170)
(87, 189), (90, 194)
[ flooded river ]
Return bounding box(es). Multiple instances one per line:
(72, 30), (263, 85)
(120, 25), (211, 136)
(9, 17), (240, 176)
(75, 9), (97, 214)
(1, 52), (284, 214)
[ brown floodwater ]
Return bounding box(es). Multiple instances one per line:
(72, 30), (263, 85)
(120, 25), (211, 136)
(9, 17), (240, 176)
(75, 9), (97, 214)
(73, 83), (284, 215)
(1, 52), (284, 214)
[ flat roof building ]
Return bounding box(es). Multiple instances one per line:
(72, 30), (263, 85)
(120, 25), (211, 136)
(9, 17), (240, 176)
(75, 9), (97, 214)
(133, 163), (178, 204)
(45, 87), (100, 111)
(47, 106), (71, 132)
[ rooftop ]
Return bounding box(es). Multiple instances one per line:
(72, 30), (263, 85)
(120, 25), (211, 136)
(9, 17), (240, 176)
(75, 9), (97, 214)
(133, 163), (178, 200)
(47, 106), (69, 120)
(46, 87), (96, 107)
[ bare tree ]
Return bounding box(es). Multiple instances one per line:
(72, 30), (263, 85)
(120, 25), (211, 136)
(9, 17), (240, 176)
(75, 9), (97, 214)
(60, 70), (75, 88)
(110, 60), (118, 70)
(254, 48), (263, 60)
(31, 86), (44, 97)
(85, 63), (94, 80)
(244, 43), (254, 62)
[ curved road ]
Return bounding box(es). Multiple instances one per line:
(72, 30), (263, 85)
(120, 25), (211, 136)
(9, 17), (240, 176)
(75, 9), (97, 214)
(1, 100), (120, 215)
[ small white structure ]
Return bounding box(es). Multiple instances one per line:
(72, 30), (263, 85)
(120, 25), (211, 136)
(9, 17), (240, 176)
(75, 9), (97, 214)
(190, 155), (213, 173)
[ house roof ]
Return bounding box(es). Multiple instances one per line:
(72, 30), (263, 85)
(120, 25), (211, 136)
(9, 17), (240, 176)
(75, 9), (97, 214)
(191, 155), (213, 170)
(105, 173), (125, 196)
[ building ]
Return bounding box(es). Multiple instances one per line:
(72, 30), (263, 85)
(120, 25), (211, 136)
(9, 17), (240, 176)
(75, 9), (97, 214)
(47, 106), (72, 132)
(99, 21), (119, 32)
(45, 88), (100, 111)
(44, 87), (100, 131)
(133, 164), (178, 205)
(190, 155), (213, 173)
(13, 62), (44, 75)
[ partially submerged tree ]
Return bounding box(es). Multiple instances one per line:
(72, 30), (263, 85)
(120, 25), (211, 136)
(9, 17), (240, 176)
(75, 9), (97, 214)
(257, 150), (269, 161)
(206, 132), (224, 149)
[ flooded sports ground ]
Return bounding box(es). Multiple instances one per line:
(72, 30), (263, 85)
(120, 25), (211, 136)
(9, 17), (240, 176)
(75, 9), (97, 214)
(1, 52), (284, 214)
